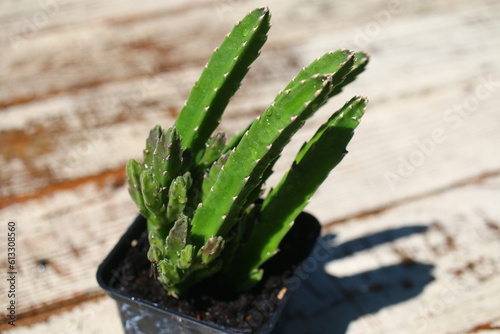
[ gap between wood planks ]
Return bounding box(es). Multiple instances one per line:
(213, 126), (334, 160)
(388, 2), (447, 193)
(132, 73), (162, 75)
(0, 1), (216, 110)
(0, 167), (126, 210)
(465, 317), (500, 333)
(0, 292), (105, 331)
(0, 66), (191, 111)
(322, 168), (500, 229)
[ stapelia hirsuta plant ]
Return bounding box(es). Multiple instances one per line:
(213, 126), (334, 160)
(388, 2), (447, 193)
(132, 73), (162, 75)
(126, 7), (369, 297)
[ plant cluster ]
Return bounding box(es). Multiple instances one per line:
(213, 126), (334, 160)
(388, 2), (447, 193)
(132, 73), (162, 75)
(126, 7), (369, 297)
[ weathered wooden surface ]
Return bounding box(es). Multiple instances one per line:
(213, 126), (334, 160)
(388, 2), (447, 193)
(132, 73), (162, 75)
(1, 0), (499, 332)
(279, 175), (500, 334)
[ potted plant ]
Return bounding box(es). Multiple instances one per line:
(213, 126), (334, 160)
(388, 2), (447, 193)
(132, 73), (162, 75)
(97, 7), (369, 334)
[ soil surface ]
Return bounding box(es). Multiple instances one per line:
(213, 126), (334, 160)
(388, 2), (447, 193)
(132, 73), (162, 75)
(108, 213), (320, 333)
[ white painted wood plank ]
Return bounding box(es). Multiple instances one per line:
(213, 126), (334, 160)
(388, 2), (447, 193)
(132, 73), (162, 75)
(277, 175), (500, 334)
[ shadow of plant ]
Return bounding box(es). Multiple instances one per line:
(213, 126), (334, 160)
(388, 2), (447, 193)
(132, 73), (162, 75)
(273, 225), (434, 334)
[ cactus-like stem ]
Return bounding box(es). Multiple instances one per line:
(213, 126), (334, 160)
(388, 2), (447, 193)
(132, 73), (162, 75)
(197, 236), (225, 266)
(190, 50), (356, 245)
(153, 126), (183, 191)
(220, 201), (260, 274)
(198, 132), (227, 167)
(201, 151), (231, 201)
(189, 73), (337, 245)
(147, 231), (164, 262)
(158, 258), (181, 286)
(177, 245), (195, 270)
(166, 173), (192, 225)
(126, 158), (147, 217)
(175, 8), (271, 160)
(140, 170), (165, 216)
(144, 125), (161, 169)
(165, 214), (190, 261)
(154, 214), (225, 294)
(282, 49), (355, 94)
(222, 121), (253, 154)
(229, 96), (367, 289)
(330, 51), (370, 97)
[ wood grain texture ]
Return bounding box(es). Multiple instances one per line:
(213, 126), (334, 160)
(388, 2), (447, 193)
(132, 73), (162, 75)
(278, 175), (500, 334)
(0, 0), (499, 331)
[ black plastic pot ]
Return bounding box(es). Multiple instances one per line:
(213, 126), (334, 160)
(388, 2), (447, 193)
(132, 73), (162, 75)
(97, 213), (321, 334)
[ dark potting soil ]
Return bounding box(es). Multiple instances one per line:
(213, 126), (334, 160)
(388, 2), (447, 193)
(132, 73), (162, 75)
(109, 213), (320, 333)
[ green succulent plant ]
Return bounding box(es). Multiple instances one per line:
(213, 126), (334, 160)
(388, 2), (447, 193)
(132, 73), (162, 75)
(126, 7), (369, 297)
